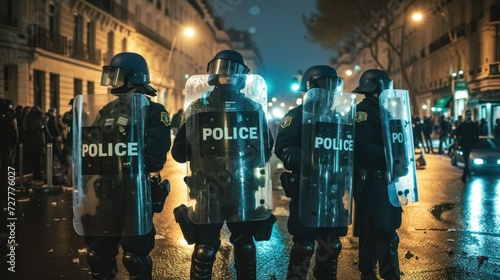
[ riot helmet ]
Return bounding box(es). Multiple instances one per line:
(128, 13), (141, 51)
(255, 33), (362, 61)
(207, 50), (249, 90)
(352, 69), (393, 95)
(100, 52), (157, 96)
(298, 65), (343, 92)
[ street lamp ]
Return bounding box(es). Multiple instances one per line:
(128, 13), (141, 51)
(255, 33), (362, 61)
(165, 27), (195, 78)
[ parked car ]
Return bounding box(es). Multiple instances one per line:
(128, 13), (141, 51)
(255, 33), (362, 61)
(450, 136), (500, 175)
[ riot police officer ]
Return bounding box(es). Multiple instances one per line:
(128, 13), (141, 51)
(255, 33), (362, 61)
(81, 52), (171, 279)
(353, 69), (401, 280)
(275, 65), (354, 279)
(171, 50), (275, 280)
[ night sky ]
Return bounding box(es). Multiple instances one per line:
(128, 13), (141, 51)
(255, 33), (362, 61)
(209, 0), (336, 104)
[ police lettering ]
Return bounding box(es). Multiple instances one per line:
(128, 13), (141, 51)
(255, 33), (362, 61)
(315, 137), (354, 151)
(82, 142), (138, 157)
(392, 133), (404, 143)
(202, 127), (258, 140)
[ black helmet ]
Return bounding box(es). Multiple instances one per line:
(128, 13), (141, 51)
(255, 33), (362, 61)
(100, 52), (157, 96)
(298, 65), (343, 92)
(352, 69), (392, 94)
(207, 50), (249, 88)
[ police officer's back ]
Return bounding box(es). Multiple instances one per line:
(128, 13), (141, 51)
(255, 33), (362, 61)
(353, 69), (402, 280)
(275, 65), (353, 279)
(80, 52), (171, 280)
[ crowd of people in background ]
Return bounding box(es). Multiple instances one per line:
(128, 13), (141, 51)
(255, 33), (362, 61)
(0, 98), (73, 187)
(413, 114), (500, 156)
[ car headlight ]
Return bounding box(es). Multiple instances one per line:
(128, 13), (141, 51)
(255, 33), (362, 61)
(473, 158), (485, 165)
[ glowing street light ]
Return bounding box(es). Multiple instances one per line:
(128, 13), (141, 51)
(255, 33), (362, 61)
(412, 12), (423, 22)
(166, 27), (196, 77)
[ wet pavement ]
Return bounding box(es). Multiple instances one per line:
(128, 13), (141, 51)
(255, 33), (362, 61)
(1, 150), (500, 279)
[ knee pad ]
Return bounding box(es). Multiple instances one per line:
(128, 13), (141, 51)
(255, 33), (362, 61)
(193, 244), (217, 264)
(291, 241), (315, 257)
(317, 236), (342, 258)
(191, 244), (217, 279)
(234, 241), (256, 256)
(86, 249), (117, 278)
(122, 251), (152, 278)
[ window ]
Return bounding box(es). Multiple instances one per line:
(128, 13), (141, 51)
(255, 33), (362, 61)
(4, 66), (9, 92)
(74, 78), (82, 96)
(87, 81), (94, 95)
(87, 21), (95, 50)
(50, 73), (60, 111)
(49, 3), (60, 35)
(107, 31), (114, 63)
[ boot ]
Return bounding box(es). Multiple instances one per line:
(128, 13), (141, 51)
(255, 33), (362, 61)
(234, 241), (257, 280)
(287, 242), (314, 279)
(86, 249), (117, 280)
(376, 233), (400, 280)
(122, 252), (152, 280)
(190, 244), (217, 279)
(313, 237), (342, 279)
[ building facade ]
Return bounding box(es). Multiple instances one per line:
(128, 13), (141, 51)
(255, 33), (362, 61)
(334, 0), (500, 134)
(0, 0), (262, 116)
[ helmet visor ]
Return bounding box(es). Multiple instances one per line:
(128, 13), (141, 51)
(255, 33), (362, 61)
(207, 59), (249, 75)
(101, 66), (126, 87)
(307, 77), (343, 92)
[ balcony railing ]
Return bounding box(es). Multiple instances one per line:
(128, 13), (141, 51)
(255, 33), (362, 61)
(86, 0), (134, 25)
(29, 25), (67, 55)
(68, 40), (101, 65)
(28, 24), (101, 65)
(0, 15), (17, 27)
(136, 23), (173, 50)
(490, 5), (500, 23)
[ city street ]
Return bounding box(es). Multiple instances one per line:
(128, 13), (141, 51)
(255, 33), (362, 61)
(1, 149), (500, 279)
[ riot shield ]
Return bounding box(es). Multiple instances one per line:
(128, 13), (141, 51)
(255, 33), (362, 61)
(299, 88), (356, 227)
(182, 74), (272, 224)
(379, 89), (419, 207)
(72, 92), (152, 236)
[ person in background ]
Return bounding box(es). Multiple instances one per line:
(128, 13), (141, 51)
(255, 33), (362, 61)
(479, 118), (488, 136)
(454, 110), (479, 182)
(170, 108), (183, 136)
(423, 116), (434, 154)
(46, 107), (66, 168)
(0, 98), (18, 190)
(493, 118), (500, 142)
(23, 105), (52, 183)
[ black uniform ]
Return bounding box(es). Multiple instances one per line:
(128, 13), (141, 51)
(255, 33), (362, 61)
(354, 94), (402, 279)
(454, 120), (479, 181)
(275, 104), (347, 279)
(84, 98), (171, 280)
(172, 87), (274, 280)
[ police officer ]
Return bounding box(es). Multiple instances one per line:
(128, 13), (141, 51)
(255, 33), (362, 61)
(275, 65), (348, 279)
(171, 50), (275, 279)
(353, 69), (401, 280)
(83, 52), (171, 279)
(454, 110), (479, 182)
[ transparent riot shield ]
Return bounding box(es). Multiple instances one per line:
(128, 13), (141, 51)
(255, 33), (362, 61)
(379, 89), (419, 207)
(182, 74), (272, 224)
(299, 88), (356, 227)
(72, 92), (152, 236)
